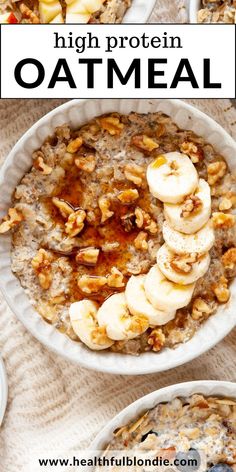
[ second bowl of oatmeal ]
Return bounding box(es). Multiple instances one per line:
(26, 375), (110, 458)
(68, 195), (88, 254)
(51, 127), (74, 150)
(190, 0), (236, 23)
(0, 99), (236, 375)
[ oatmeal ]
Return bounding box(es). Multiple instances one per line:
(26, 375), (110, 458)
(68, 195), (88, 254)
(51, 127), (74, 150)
(0, 0), (131, 24)
(1, 111), (236, 355)
(106, 395), (236, 468)
(198, 1), (236, 23)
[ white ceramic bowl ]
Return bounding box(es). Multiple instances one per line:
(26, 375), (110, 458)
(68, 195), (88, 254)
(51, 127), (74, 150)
(189, 0), (200, 23)
(91, 380), (236, 450)
(0, 356), (7, 425)
(0, 99), (236, 375)
(123, 0), (155, 23)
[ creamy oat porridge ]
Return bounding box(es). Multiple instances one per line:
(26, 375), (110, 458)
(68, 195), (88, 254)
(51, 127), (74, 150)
(198, 1), (236, 23)
(1, 111), (236, 355)
(106, 394), (236, 468)
(0, 0), (130, 23)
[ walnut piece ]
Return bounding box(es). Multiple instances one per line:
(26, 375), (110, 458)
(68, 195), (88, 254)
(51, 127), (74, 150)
(181, 194), (203, 218)
(180, 141), (204, 164)
(99, 116), (124, 136)
(19, 3), (40, 23)
(76, 247), (99, 266)
(134, 232), (148, 251)
(120, 212), (135, 233)
(135, 207), (158, 234)
(33, 156), (52, 175)
(31, 248), (52, 290)
(222, 248), (236, 269)
(65, 209), (86, 237)
(52, 197), (74, 219)
(98, 196), (114, 223)
(212, 212), (235, 229)
(117, 189), (139, 205)
(66, 137), (83, 153)
(207, 161), (227, 186)
(107, 267), (125, 288)
(77, 275), (107, 294)
(213, 276), (230, 303)
(192, 298), (214, 321)
(219, 197), (233, 211)
(171, 253), (198, 274)
(131, 135), (159, 153)
(75, 154), (96, 173)
(0, 208), (23, 234)
(124, 163), (145, 187)
(148, 329), (165, 352)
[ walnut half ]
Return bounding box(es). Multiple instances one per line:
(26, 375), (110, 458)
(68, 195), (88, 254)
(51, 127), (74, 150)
(31, 248), (52, 290)
(76, 247), (100, 266)
(65, 209), (86, 237)
(0, 208), (23, 234)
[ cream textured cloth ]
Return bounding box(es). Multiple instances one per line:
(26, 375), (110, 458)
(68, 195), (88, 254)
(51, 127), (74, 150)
(1, 98), (236, 472)
(149, 0), (188, 22)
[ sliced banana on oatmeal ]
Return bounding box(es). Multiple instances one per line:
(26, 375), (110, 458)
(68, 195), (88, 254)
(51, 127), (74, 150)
(97, 292), (149, 341)
(144, 265), (195, 311)
(147, 152), (198, 204)
(164, 179), (211, 235)
(39, 0), (62, 22)
(69, 300), (114, 350)
(125, 275), (176, 326)
(163, 220), (215, 255)
(156, 244), (210, 285)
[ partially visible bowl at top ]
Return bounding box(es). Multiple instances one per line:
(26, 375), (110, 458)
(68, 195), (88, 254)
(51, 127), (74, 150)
(0, 98), (236, 375)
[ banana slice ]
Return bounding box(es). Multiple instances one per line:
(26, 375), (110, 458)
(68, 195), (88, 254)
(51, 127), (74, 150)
(125, 275), (176, 326)
(164, 179), (211, 234)
(163, 220), (215, 255)
(147, 152), (199, 204)
(69, 300), (114, 350)
(65, 0), (102, 10)
(50, 12), (64, 22)
(144, 265), (195, 311)
(66, 11), (91, 22)
(97, 292), (149, 341)
(156, 244), (210, 285)
(39, 0), (62, 23)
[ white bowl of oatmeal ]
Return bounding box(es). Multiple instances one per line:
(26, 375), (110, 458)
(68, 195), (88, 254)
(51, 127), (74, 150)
(0, 0), (155, 24)
(91, 380), (236, 468)
(0, 99), (236, 375)
(190, 0), (236, 23)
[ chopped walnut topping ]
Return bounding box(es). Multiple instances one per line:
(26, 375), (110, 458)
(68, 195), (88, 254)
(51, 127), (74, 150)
(135, 207), (158, 234)
(52, 197), (74, 219)
(77, 275), (107, 294)
(213, 276), (230, 303)
(99, 116), (124, 136)
(91, 326), (112, 346)
(120, 212), (135, 232)
(171, 253), (198, 274)
(180, 141), (204, 164)
(31, 248), (52, 290)
(0, 208), (23, 234)
(75, 154), (96, 173)
(212, 212), (235, 229)
(101, 241), (120, 252)
(124, 163), (145, 187)
(107, 267), (125, 288)
(148, 329), (165, 352)
(129, 315), (149, 336)
(219, 197), (233, 211)
(181, 194), (203, 218)
(134, 232), (148, 251)
(222, 248), (236, 269)
(66, 137), (83, 153)
(117, 189), (139, 205)
(98, 196), (114, 223)
(192, 298), (214, 321)
(65, 209), (86, 237)
(155, 123), (166, 138)
(33, 156), (52, 175)
(207, 161), (227, 186)
(19, 3), (40, 23)
(76, 247), (100, 266)
(131, 134), (159, 153)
